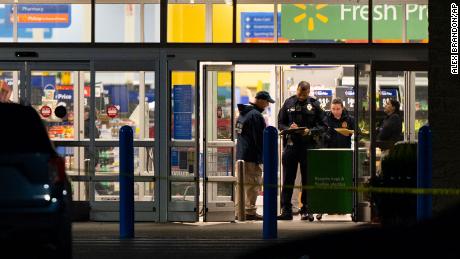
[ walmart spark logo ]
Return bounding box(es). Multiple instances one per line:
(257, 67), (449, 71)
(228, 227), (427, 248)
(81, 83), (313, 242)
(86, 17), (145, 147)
(293, 4), (329, 31)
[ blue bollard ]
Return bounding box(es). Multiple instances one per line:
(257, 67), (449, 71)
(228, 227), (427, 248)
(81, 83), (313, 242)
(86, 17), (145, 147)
(417, 125), (432, 222)
(263, 126), (278, 239)
(120, 125), (134, 239)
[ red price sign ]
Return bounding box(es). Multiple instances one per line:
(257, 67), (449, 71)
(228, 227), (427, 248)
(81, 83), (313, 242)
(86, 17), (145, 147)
(106, 105), (118, 118)
(40, 105), (52, 118)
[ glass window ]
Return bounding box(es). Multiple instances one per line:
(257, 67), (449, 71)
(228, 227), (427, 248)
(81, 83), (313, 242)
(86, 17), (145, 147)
(372, 2), (428, 43)
(414, 72), (428, 137)
(31, 71), (81, 140)
(0, 70), (20, 103)
(1, 3), (91, 43)
(280, 2), (369, 43)
(94, 181), (155, 201)
(170, 181), (196, 201)
(237, 4), (275, 43)
(171, 71), (196, 140)
(94, 72), (154, 140)
(94, 147), (154, 176)
(170, 147), (196, 177)
(96, 3), (160, 43)
(167, 2), (233, 43)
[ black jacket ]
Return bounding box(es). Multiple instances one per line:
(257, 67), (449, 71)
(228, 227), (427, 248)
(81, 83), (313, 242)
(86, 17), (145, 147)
(235, 104), (266, 164)
(323, 110), (355, 148)
(278, 96), (326, 148)
(377, 112), (403, 143)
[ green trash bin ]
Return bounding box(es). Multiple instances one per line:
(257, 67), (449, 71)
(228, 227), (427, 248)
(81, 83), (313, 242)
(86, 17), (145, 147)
(306, 148), (353, 216)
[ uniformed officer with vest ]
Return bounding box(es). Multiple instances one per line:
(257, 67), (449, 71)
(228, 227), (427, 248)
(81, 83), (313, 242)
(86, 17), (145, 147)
(277, 81), (326, 220)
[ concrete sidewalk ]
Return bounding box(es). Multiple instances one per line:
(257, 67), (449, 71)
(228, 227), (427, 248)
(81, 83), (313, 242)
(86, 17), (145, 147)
(73, 215), (372, 240)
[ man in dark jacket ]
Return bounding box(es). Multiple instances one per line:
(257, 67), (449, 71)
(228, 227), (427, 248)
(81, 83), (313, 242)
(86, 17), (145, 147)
(235, 91), (275, 220)
(323, 98), (355, 148)
(377, 99), (403, 150)
(277, 81), (327, 220)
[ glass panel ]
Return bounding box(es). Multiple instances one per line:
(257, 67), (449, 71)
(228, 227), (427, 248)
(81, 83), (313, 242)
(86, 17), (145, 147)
(237, 4), (275, 43)
(206, 147), (233, 177)
(94, 147), (154, 176)
(208, 70), (232, 140)
(356, 66), (371, 221)
(167, 3), (233, 43)
(234, 66), (275, 126)
(145, 71), (156, 140)
(171, 71), (196, 140)
(170, 181), (196, 202)
(96, 4), (160, 43)
(207, 182), (233, 202)
(56, 146), (85, 176)
(372, 2), (428, 43)
(375, 71), (404, 153)
(71, 181), (89, 201)
(171, 147), (196, 177)
(2, 4), (92, 43)
(94, 181), (155, 201)
(414, 71), (428, 138)
(0, 70), (20, 103)
(31, 71), (78, 140)
(357, 67), (370, 179)
(280, 2), (369, 43)
(94, 72), (140, 140)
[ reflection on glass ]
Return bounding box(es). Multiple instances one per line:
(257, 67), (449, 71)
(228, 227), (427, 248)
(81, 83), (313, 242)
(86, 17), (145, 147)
(170, 182), (196, 202)
(171, 71), (195, 140)
(94, 181), (154, 201)
(171, 147), (195, 177)
(31, 71), (76, 140)
(206, 147), (233, 177)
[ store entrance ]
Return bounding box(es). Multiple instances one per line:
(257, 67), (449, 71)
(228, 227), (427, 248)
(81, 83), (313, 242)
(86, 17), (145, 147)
(0, 61), (158, 221)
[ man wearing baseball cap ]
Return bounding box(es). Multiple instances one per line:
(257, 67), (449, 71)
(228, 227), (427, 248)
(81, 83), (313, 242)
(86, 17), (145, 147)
(235, 91), (275, 220)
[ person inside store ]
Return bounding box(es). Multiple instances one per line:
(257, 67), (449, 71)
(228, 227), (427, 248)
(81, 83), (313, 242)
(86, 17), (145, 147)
(84, 106), (100, 139)
(277, 81), (327, 220)
(323, 98), (355, 148)
(377, 99), (403, 151)
(235, 91), (275, 221)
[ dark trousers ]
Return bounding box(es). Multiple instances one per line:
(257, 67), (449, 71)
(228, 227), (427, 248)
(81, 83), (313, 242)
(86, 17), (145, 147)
(281, 145), (308, 213)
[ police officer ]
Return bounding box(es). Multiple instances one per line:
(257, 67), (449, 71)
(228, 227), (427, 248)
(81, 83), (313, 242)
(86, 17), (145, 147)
(323, 98), (355, 148)
(235, 91), (275, 220)
(277, 81), (326, 220)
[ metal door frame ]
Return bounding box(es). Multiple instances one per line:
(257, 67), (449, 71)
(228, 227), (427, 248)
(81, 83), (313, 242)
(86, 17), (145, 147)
(166, 59), (200, 222)
(202, 65), (237, 222)
(369, 61), (429, 178)
(88, 60), (159, 221)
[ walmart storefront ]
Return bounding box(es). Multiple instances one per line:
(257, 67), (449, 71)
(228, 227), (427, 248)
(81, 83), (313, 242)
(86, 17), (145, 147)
(0, 0), (428, 222)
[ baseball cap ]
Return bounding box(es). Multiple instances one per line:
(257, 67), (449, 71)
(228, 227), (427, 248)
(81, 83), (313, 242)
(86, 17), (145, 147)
(255, 91), (275, 103)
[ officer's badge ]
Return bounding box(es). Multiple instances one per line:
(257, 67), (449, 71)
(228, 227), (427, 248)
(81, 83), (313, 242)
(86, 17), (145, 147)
(342, 121), (348, 128)
(307, 104), (313, 111)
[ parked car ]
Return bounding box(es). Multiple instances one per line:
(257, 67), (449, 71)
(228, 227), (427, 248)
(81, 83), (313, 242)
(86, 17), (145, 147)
(0, 103), (72, 259)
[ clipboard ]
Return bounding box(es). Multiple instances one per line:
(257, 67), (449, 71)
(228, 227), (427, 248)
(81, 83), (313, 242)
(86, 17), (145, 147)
(334, 128), (354, 136)
(279, 127), (307, 135)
